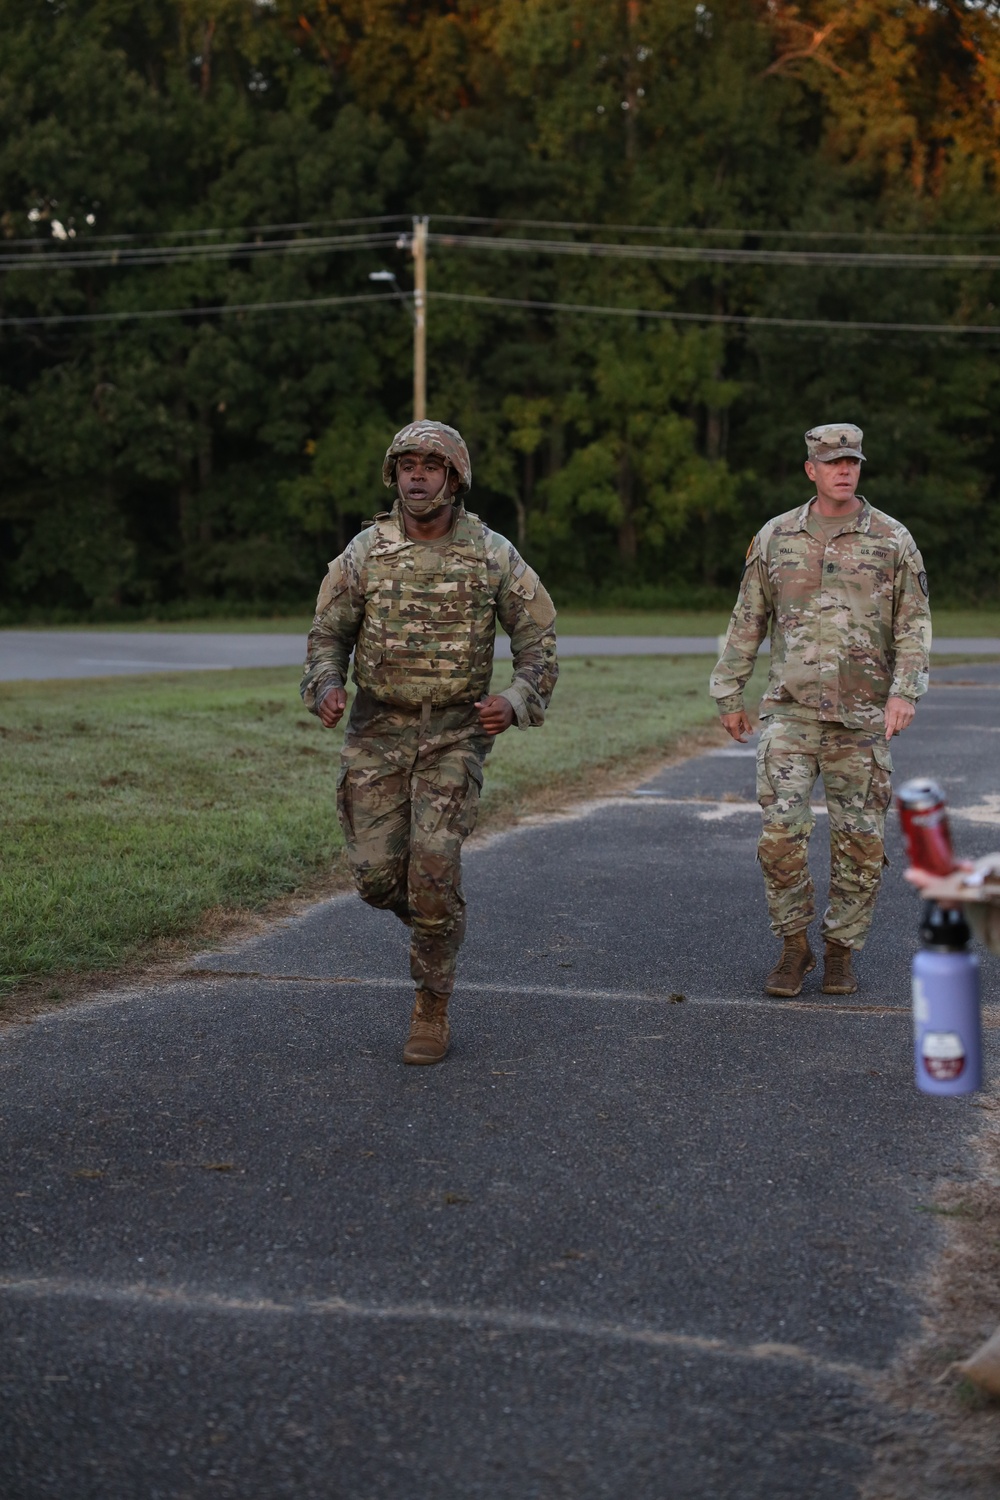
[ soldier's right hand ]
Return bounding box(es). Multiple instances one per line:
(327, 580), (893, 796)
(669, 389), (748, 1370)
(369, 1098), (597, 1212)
(720, 709), (753, 743)
(317, 686), (347, 728)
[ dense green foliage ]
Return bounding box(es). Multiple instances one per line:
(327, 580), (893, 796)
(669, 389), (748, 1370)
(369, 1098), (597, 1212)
(2, 0), (999, 617)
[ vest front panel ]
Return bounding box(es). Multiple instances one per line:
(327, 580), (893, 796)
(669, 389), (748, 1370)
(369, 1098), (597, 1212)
(354, 514), (496, 709)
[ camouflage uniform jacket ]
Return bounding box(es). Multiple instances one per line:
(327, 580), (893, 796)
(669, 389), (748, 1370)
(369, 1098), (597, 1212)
(301, 502), (558, 728)
(710, 498), (931, 728)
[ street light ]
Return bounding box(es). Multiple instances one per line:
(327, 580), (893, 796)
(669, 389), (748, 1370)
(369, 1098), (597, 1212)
(368, 269), (412, 314)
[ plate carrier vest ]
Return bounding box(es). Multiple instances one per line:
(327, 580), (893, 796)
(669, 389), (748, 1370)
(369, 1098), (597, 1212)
(353, 505), (497, 710)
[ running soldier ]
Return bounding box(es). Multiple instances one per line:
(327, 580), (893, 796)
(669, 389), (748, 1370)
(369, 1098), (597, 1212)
(301, 421), (558, 1063)
(710, 423), (931, 997)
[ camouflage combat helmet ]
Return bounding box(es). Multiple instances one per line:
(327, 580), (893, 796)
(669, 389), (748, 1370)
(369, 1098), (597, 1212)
(382, 420), (472, 497)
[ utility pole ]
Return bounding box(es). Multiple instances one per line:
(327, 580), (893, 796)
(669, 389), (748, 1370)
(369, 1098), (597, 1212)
(412, 216), (428, 420)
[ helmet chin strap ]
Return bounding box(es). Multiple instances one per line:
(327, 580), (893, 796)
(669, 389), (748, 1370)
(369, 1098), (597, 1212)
(398, 465), (454, 518)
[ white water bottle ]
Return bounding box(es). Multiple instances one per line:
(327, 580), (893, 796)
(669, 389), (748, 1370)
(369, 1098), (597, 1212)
(912, 902), (982, 1096)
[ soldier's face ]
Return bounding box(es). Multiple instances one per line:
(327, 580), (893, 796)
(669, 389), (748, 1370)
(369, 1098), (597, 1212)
(805, 456), (861, 505)
(396, 453), (459, 513)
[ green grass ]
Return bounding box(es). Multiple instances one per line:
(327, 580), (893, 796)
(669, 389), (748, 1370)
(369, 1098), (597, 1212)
(0, 655), (736, 995)
(929, 610), (1000, 637)
(554, 608), (1000, 637)
(10, 607), (997, 637)
(555, 610), (734, 636)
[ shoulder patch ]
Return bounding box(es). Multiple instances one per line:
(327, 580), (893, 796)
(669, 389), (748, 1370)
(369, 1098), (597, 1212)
(526, 580), (557, 628)
(903, 547), (929, 598)
(509, 563), (556, 627)
(742, 531), (764, 576)
(509, 561), (539, 603)
(905, 546), (929, 591)
(316, 556), (348, 614)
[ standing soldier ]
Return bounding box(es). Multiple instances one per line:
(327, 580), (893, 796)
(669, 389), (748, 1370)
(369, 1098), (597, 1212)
(301, 420), (558, 1064)
(710, 423), (931, 997)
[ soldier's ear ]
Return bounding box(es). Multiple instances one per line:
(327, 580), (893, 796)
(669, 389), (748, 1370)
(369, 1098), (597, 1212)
(804, 459), (817, 483)
(447, 469), (460, 495)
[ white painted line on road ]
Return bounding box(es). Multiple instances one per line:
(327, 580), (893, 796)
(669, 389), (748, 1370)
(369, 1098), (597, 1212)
(510, 795), (826, 824)
(625, 795), (759, 809)
(0, 1272), (872, 1383)
(179, 969), (913, 1017)
(182, 970), (698, 1003)
(694, 802), (761, 821)
(621, 795), (828, 821)
(953, 794), (1000, 827)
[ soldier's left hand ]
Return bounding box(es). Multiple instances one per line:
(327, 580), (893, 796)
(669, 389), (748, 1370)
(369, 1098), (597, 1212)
(317, 685), (347, 728)
(475, 695), (515, 736)
(884, 695), (915, 741)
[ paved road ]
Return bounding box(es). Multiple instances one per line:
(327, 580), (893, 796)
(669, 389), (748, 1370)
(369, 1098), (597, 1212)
(2, 665), (998, 1497)
(2, 629), (1000, 681)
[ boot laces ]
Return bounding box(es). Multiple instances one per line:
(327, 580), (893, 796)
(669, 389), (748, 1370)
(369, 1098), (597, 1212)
(410, 1015), (446, 1040)
(825, 945), (853, 981)
(772, 938), (811, 984)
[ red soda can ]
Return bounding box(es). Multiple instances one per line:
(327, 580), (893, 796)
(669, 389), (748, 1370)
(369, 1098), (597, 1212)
(897, 777), (957, 876)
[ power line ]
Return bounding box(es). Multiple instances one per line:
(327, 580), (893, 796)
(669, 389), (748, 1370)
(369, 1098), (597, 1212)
(431, 214), (1000, 244)
(428, 290), (1000, 337)
(3, 284), (997, 337)
(8, 210), (998, 248)
(6, 224), (1000, 277)
(430, 232), (1000, 271)
(0, 290), (399, 328)
(0, 231), (400, 272)
(1, 215), (409, 248)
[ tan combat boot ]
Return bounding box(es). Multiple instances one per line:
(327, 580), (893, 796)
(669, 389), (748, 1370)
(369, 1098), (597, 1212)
(402, 989), (450, 1065)
(822, 941), (857, 995)
(764, 931), (816, 998)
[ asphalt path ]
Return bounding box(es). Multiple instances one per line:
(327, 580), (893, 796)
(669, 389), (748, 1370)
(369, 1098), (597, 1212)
(2, 629), (1000, 680)
(2, 664), (999, 1497)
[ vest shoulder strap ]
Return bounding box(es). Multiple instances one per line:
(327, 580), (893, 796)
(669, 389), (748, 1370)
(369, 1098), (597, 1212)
(453, 508), (488, 570)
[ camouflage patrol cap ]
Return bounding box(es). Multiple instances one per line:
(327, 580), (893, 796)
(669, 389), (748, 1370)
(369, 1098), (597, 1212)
(382, 420), (472, 496)
(805, 423), (865, 462)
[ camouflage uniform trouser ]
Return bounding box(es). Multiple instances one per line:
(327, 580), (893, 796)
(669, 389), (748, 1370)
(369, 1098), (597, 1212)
(755, 715), (894, 950)
(336, 691), (490, 998)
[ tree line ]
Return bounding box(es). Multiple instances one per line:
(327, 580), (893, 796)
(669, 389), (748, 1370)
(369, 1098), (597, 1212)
(2, 0), (999, 619)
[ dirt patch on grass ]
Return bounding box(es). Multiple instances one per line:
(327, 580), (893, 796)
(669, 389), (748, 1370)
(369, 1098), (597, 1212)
(863, 1090), (1000, 1499)
(0, 720), (728, 1028)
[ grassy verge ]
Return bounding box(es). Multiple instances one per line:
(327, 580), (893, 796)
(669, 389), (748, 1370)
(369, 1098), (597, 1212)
(1, 654), (741, 1005)
(554, 609), (1000, 638)
(932, 655), (1000, 667)
(0, 610), (729, 636)
(929, 611), (1000, 637)
(10, 607), (998, 637)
